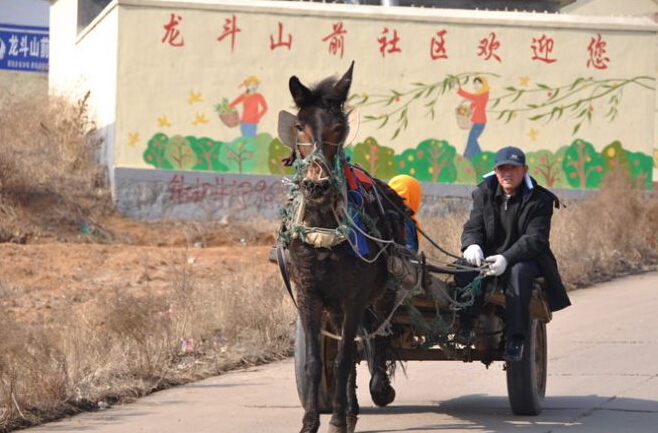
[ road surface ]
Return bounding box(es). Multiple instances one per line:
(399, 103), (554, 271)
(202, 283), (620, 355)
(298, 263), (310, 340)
(30, 272), (658, 433)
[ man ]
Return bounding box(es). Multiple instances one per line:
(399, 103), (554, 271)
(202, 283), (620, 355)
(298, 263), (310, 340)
(454, 146), (571, 361)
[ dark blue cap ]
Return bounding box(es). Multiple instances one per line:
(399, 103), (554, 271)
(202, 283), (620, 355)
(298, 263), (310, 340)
(494, 146), (526, 167)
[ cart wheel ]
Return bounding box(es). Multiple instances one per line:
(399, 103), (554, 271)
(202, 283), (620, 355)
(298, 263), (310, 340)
(506, 318), (547, 415)
(294, 317), (336, 414)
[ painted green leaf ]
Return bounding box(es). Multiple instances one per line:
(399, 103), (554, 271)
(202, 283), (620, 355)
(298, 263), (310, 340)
(350, 137), (398, 179)
(164, 135), (196, 170)
(144, 133), (173, 169)
(267, 138), (294, 175)
(189, 136), (228, 172)
(562, 139), (604, 189)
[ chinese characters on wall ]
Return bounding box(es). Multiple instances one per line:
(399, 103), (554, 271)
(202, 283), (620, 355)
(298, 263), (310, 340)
(160, 12), (611, 69)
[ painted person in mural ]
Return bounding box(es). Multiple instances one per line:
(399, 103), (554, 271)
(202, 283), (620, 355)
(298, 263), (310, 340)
(230, 75), (268, 137)
(454, 76), (490, 159)
(453, 146), (571, 361)
(388, 175), (421, 252)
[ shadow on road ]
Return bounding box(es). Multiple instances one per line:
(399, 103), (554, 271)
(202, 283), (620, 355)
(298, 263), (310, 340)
(358, 394), (658, 432)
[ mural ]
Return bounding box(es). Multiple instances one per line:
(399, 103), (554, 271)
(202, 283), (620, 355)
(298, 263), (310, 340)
(115, 5), (657, 189)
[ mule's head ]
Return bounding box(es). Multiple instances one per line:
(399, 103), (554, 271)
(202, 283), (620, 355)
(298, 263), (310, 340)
(286, 62), (354, 200)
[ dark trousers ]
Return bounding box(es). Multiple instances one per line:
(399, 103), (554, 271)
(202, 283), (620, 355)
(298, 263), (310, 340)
(456, 260), (540, 339)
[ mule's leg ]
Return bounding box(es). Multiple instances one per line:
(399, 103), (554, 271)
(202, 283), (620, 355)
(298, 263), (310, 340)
(299, 299), (323, 433)
(346, 359), (359, 433)
(328, 305), (364, 433)
(368, 335), (396, 407)
(367, 297), (396, 407)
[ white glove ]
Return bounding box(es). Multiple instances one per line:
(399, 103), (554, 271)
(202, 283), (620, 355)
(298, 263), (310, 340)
(463, 244), (484, 266)
(485, 255), (508, 276)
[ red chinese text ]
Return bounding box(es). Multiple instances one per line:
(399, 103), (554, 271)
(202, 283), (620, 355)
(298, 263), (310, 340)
(377, 27), (401, 57)
(587, 34), (610, 69)
(270, 22), (292, 50)
(162, 13), (184, 47)
(217, 15), (241, 52)
(531, 34), (557, 63)
(322, 22), (347, 58)
(429, 29), (448, 60)
(477, 32), (501, 62)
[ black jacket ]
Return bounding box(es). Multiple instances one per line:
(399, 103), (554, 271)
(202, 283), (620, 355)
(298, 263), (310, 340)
(461, 175), (571, 312)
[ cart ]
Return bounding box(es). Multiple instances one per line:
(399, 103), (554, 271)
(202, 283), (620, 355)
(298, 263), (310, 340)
(280, 249), (552, 416)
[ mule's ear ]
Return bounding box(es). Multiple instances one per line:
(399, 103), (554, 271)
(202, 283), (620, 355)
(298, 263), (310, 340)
(289, 76), (312, 107)
(334, 61), (354, 103)
(277, 110), (297, 149)
(344, 108), (360, 145)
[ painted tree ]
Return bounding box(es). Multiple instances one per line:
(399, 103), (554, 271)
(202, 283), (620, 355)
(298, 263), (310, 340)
(526, 147), (567, 188)
(189, 136), (227, 172)
(470, 151), (496, 181)
(454, 154), (477, 184)
(562, 139), (604, 189)
(221, 136), (256, 173)
(394, 139), (456, 183)
(626, 151), (653, 189)
(143, 133), (173, 169)
(601, 141), (629, 174)
(250, 133), (277, 174)
(349, 137), (398, 178)
(164, 135), (197, 170)
(268, 138), (294, 175)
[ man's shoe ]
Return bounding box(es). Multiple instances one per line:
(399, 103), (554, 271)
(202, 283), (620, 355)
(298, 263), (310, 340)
(505, 336), (524, 362)
(453, 327), (473, 346)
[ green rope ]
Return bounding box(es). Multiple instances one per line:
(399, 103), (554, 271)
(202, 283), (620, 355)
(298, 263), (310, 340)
(403, 276), (484, 349)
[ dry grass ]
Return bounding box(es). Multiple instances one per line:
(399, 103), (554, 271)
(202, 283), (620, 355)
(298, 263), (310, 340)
(0, 254), (295, 432)
(0, 92), (110, 242)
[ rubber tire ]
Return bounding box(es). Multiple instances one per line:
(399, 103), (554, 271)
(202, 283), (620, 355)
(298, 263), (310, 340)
(294, 317), (336, 414)
(506, 318), (547, 415)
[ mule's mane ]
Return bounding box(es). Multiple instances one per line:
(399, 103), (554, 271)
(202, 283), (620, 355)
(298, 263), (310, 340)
(298, 77), (346, 109)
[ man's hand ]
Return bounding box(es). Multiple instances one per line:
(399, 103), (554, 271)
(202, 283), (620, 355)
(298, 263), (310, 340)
(463, 244), (484, 266)
(485, 255), (507, 276)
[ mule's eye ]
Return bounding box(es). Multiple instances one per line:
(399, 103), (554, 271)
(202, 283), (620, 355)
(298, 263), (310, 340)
(294, 123), (304, 132)
(332, 123), (344, 133)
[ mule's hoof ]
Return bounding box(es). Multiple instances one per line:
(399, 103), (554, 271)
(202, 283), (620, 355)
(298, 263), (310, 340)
(346, 415), (358, 433)
(326, 423), (347, 433)
(370, 374), (396, 407)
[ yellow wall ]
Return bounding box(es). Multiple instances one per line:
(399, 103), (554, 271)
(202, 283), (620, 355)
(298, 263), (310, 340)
(51, 0), (658, 188)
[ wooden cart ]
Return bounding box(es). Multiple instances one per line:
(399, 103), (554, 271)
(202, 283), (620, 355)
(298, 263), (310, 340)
(286, 250), (552, 416)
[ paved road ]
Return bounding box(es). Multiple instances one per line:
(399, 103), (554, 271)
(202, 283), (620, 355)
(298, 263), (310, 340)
(30, 272), (658, 433)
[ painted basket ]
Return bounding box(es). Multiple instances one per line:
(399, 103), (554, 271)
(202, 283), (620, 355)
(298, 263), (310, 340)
(219, 111), (240, 128)
(455, 100), (473, 130)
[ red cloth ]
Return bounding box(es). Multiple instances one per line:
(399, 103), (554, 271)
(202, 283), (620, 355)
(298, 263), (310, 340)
(343, 164), (373, 191)
(458, 88), (489, 123)
(229, 93), (268, 123)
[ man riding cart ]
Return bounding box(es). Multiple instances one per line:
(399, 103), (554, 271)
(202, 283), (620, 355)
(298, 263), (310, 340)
(382, 145), (572, 415)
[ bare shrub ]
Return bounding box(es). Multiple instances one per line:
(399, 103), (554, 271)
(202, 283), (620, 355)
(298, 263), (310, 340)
(0, 92), (109, 241)
(552, 170), (658, 288)
(0, 248), (293, 432)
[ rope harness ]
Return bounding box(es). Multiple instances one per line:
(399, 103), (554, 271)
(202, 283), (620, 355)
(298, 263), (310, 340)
(276, 140), (488, 342)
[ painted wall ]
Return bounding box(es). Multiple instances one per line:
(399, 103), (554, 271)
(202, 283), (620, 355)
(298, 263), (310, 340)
(563, 0), (658, 181)
(51, 0), (658, 193)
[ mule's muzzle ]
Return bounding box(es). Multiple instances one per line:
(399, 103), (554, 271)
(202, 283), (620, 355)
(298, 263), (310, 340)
(301, 178), (331, 199)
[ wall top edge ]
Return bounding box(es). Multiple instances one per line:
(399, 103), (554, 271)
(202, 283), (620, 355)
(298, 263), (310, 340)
(76, 0), (119, 43)
(114, 0), (658, 33)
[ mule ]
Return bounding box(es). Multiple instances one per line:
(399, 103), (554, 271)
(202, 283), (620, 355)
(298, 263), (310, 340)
(280, 62), (408, 433)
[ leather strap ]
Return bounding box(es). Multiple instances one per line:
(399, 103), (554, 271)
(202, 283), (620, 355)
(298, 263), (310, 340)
(276, 245), (297, 309)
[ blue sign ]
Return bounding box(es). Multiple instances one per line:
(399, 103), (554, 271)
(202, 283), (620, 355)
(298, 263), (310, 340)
(0, 23), (49, 73)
